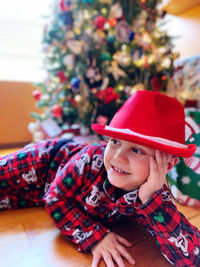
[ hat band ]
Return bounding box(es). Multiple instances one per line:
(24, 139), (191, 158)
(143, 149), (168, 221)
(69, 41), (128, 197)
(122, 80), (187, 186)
(105, 126), (187, 149)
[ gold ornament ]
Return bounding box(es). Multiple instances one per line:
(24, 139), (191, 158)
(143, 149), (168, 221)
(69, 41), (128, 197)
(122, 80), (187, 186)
(67, 40), (83, 55)
(63, 54), (75, 69)
(113, 51), (131, 67)
(75, 94), (82, 103)
(134, 56), (145, 67)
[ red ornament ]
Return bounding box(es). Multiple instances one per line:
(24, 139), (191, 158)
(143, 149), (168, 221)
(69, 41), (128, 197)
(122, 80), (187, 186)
(104, 87), (120, 104)
(59, 0), (72, 12)
(108, 18), (117, 27)
(95, 87), (120, 104)
(32, 89), (41, 101)
(57, 71), (68, 83)
(94, 15), (106, 29)
(162, 75), (167, 81)
(52, 104), (63, 117)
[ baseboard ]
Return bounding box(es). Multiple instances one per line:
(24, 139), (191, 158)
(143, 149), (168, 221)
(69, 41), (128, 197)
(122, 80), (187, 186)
(0, 141), (30, 149)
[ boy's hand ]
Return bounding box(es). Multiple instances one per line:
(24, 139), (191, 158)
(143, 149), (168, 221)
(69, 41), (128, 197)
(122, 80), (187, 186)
(91, 232), (135, 267)
(138, 150), (170, 204)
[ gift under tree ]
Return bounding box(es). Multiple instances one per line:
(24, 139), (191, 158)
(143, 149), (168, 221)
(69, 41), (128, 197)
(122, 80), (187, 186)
(30, 0), (178, 141)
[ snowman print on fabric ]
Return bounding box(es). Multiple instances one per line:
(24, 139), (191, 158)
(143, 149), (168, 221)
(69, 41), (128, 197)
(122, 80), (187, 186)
(21, 167), (38, 184)
(91, 154), (104, 172)
(85, 185), (105, 207)
(72, 228), (93, 244)
(168, 230), (190, 257)
(0, 197), (10, 210)
(75, 153), (90, 175)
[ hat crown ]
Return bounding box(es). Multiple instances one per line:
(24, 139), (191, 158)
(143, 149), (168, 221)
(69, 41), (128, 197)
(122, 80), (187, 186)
(109, 90), (185, 144)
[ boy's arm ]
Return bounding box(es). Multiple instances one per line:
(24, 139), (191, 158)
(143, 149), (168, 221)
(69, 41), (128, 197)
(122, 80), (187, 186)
(43, 145), (109, 253)
(138, 186), (200, 266)
(136, 151), (200, 266)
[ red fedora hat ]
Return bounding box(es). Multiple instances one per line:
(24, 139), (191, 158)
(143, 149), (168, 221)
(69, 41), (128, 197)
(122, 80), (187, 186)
(92, 90), (196, 157)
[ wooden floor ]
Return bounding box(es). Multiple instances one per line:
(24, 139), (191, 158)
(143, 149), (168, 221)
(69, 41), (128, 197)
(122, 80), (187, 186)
(1, 148), (200, 267)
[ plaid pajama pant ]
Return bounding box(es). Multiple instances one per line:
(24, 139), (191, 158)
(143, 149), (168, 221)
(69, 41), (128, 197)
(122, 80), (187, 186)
(0, 139), (68, 210)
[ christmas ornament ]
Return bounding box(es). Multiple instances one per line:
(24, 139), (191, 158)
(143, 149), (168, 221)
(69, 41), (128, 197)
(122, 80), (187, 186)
(115, 21), (131, 43)
(52, 104), (63, 117)
(107, 18), (117, 27)
(32, 89), (41, 101)
(59, 0), (68, 12)
(101, 52), (112, 61)
(94, 15), (106, 30)
(59, 1), (74, 30)
(63, 54), (75, 69)
(93, 30), (107, 47)
(84, 57), (102, 88)
(113, 51), (131, 67)
(67, 40), (83, 55)
(28, 121), (41, 134)
(57, 71), (68, 82)
(109, 3), (123, 19)
(28, 121), (46, 142)
(95, 87), (119, 104)
(129, 30), (135, 41)
(70, 77), (81, 89)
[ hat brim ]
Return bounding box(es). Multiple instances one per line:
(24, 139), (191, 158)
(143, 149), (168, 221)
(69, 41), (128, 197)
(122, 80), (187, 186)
(92, 124), (196, 158)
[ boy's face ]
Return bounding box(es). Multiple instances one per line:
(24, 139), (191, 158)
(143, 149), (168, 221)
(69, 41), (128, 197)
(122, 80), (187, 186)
(104, 138), (155, 192)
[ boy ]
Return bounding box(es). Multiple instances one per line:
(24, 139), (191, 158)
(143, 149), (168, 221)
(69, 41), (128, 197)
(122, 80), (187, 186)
(0, 90), (199, 267)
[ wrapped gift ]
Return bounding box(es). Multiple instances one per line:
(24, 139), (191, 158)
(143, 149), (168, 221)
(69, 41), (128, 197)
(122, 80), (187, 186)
(167, 108), (200, 206)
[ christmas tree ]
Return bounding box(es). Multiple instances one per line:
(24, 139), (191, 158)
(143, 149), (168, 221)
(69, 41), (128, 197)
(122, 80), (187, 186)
(30, 0), (178, 141)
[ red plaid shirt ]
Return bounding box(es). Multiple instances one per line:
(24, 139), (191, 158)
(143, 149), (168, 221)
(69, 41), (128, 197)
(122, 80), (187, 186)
(44, 142), (200, 267)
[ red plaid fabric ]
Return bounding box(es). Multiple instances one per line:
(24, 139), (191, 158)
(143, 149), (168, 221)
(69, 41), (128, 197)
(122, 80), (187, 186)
(0, 140), (200, 266)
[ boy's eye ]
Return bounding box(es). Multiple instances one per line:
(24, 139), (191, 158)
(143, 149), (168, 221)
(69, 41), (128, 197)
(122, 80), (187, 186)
(132, 147), (143, 154)
(110, 138), (120, 145)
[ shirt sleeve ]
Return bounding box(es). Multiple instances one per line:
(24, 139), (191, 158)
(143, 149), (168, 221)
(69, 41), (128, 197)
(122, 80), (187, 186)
(135, 185), (200, 266)
(43, 145), (109, 253)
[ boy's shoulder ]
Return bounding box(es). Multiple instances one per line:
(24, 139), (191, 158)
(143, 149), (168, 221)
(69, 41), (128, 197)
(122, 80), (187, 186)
(75, 142), (107, 157)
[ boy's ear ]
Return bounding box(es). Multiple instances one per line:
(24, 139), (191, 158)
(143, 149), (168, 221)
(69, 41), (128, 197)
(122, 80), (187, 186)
(167, 156), (179, 173)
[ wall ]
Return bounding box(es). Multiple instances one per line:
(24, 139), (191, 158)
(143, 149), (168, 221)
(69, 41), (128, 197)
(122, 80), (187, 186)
(164, 5), (200, 59)
(0, 81), (38, 147)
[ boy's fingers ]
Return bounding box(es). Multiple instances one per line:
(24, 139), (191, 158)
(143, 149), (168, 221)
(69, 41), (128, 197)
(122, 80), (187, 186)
(103, 253), (115, 267)
(116, 246), (136, 265)
(116, 234), (132, 247)
(149, 156), (158, 178)
(92, 253), (101, 267)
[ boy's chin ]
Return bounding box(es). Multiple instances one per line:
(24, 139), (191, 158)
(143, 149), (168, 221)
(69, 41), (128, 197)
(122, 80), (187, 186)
(107, 176), (129, 191)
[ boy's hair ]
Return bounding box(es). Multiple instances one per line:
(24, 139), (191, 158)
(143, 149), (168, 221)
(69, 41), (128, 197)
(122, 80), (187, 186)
(92, 90), (196, 158)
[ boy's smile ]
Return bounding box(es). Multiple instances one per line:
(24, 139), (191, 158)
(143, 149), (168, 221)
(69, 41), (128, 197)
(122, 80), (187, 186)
(104, 138), (155, 192)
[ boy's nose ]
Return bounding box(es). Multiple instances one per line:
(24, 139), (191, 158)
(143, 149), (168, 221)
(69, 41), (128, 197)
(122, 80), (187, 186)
(114, 149), (128, 164)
